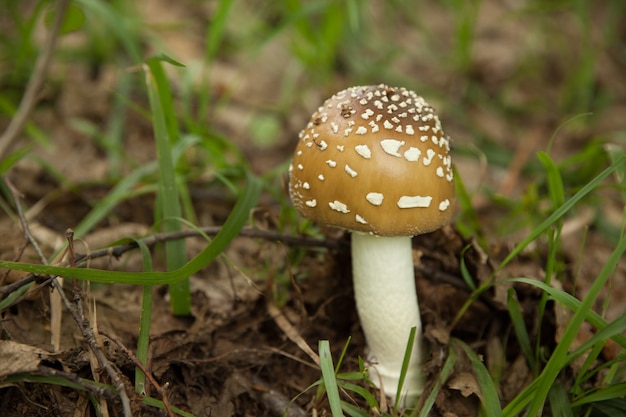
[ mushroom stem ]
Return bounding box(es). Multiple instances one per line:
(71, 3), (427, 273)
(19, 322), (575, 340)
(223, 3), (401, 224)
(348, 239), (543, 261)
(351, 232), (423, 405)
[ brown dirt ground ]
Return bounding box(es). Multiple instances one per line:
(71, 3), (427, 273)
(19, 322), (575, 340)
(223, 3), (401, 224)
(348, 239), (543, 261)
(1, 1), (625, 416)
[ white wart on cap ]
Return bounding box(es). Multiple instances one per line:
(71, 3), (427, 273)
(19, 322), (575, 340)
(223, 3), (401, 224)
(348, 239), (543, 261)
(289, 84), (455, 236)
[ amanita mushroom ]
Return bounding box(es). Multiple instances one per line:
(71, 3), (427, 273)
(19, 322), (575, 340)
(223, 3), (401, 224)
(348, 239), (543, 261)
(289, 84), (455, 404)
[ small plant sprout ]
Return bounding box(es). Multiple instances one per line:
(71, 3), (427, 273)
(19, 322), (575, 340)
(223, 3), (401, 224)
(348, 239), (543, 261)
(289, 84), (456, 406)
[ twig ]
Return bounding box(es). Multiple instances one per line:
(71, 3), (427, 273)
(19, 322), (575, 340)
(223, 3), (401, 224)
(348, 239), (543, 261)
(0, 274), (48, 299)
(6, 179), (133, 417)
(1, 225), (344, 300)
(66, 235), (132, 417)
(73, 226), (344, 265)
(5, 179), (50, 265)
(98, 329), (175, 417)
(34, 366), (118, 399)
(0, 0), (70, 159)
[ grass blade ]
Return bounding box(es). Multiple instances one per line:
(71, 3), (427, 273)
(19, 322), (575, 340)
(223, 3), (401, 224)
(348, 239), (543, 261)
(0, 173), (261, 285)
(572, 382), (626, 407)
(341, 401), (371, 417)
(131, 238), (154, 395)
(395, 326), (417, 411)
(498, 156), (625, 270)
(548, 381), (574, 417)
(453, 338), (503, 417)
(319, 340), (343, 417)
(506, 287), (536, 375)
(414, 344), (458, 417)
(337, 381), (379, 410)
(505, 230), (626, 416)
(507, 278), (626, 350)
(145, 56), (189, 315)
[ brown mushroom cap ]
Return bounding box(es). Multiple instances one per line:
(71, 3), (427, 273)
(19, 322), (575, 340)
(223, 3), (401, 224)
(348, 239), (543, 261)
(289, 84), (455, 236)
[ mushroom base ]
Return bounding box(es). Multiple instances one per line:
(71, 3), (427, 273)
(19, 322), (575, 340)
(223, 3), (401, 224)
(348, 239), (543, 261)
(351, 233), (424, 406)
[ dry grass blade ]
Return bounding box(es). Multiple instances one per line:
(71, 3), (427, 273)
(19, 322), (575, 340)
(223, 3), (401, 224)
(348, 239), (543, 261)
(266, 299), (320, 367)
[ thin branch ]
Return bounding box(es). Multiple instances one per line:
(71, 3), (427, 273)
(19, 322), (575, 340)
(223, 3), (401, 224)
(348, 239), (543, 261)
(99, 329), (175, 417)
(0, 225), (342, 299)
(67, 235), (133, 417)
(0, 276), (55, 305)
(6, 179), (133, 417)
(5, 178), (49, 265)
(35, 366), (118, 399)
(0, 0), (71, 159)
(74, 226), (344, 265)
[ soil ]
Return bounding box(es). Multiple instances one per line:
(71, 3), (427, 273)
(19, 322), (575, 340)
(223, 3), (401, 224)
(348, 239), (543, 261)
(1, 1), (625, 416)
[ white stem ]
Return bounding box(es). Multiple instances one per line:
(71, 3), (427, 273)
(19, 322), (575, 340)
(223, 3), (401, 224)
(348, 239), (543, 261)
(351, 233), (423, 405)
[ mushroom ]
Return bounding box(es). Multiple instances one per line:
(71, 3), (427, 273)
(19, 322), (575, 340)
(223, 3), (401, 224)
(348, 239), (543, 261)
(288, 84), (455, 404)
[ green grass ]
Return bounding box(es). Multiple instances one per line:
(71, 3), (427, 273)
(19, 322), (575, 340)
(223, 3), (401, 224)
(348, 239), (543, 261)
(145, 55), (190, 315)
(1, 0), (626, 416)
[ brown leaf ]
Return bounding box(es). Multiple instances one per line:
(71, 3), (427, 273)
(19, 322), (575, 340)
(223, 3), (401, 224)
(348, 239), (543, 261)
(447, 371), (482, 399)
(0, 340), (50, 379)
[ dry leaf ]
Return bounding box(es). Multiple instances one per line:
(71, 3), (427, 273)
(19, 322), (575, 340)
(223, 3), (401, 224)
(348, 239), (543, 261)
(0, 340), (49, 379)
(447, 371), (482, 399)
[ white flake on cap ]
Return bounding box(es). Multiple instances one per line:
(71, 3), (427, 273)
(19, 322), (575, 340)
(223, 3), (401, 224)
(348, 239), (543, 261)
(366, 192), (384, 206)
(361, 108), (374, 119)
(397, 195), (432, 208)
(403, 147), (421, 162)
(423, 149), (436, 166)
(345, 165), (358, 177)
(355, 214), (368, 224)
(329, 200), (349, 213)
(439, 199), (450, 211)
(380, 139), (404, 157)
(326, 160), (337, 168)
(355, 144), (372, 159)
(306, 199), (317, 207)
